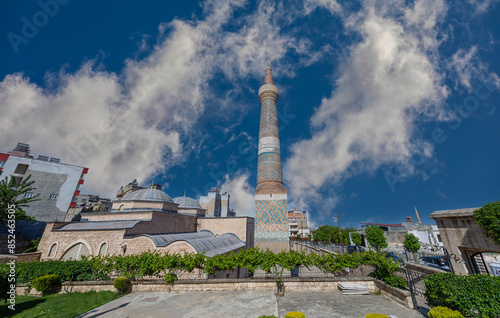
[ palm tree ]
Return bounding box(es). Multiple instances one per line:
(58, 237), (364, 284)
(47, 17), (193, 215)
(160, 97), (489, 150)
(0, 175), (39, 225)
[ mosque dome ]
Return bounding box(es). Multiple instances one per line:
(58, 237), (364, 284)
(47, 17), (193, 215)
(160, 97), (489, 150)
(173, 196), (202, 209)
(121, 188), (174, 203)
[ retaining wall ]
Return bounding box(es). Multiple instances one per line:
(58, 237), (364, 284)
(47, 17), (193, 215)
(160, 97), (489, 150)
(16, 277), (413, 308)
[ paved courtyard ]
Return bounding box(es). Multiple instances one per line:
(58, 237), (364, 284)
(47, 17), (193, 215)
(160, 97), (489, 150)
(78, 290), (424, 318)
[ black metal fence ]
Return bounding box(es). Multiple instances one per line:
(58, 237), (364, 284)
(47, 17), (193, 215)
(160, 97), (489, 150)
(293, 241), (366, 254)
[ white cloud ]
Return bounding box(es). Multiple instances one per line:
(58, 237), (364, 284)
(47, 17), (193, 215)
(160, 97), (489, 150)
(448, 46), (479, 90)
(447, 46), (500, 92)
(0, 0), (312, 198)
(0, 1), (244, 197)
(220, 1), (324, 80)
(0, 65), (182, 198)
(467, 0), (499, 14)
(284, 0), (450, 217)
(219, 172), (255, 217)
(304, 0), (342, 15)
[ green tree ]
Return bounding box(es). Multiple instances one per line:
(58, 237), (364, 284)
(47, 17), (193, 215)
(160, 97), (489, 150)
(364, 226), (387, 250)
(351, 233), (363, 246)
(473, 201), (500, 245)
(403, 233), (421, 252)
(313, 226), (360, 245)
(0, 175), (39, 224)
(312, 225), (337, 244)
(341, 228), (358, 245)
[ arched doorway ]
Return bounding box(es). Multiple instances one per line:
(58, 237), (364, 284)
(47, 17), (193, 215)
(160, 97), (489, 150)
(61, 242), (90, 261)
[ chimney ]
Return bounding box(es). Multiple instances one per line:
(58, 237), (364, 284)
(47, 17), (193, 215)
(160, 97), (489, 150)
(406, 216), (413, 222)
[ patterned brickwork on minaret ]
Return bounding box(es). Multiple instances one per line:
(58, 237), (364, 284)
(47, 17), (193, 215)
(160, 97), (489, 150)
(254, 68), (289, 252)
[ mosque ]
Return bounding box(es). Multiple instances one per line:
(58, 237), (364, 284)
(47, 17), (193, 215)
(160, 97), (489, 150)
(37, 185), (254, 262)
(37, 67), (288, 262)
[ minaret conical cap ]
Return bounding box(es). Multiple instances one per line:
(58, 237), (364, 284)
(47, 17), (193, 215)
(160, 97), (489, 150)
(264, 68), (274, 85)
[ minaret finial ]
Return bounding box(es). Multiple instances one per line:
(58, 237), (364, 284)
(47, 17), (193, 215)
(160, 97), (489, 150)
(264, 67), (274, 85)
(414, 206), (422, 224)
(151, 179), (155, 189)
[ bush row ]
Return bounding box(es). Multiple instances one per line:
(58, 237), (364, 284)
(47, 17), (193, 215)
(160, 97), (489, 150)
(12, 259), (108, 284)
(1, 249), (402, 286)
(425, 273), (500, 318)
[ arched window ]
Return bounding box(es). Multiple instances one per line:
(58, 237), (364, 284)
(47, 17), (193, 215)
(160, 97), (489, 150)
(171, 218), (178, 233)
(61, 242), (90, 261)
(98, 242), (108, 256)
(119, 204), (125, 211)
(48, 243), (57, 257)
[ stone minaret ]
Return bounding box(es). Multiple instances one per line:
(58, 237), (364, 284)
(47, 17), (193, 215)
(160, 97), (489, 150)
(254, 67), (289, 252)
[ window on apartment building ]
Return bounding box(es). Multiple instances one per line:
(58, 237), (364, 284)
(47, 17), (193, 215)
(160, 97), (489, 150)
(14, 163), (29, 174)
(0, 161), (5, 168)
(13, 176), (23, 185)
(49, 194), (58, 200)
(24, 192), (34, 198)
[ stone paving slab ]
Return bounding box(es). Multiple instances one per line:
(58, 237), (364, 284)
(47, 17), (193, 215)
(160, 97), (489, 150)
(78, 291), (279, 318)
(79, 290), (425, 318)
(277, 291), (425, 318)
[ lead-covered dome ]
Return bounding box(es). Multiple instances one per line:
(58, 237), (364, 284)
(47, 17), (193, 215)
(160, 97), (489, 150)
(121, 188), (174, 203)
(173, 196), (202, 209)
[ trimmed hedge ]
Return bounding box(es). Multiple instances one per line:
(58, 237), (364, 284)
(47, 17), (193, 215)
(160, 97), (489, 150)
(11, 259), (108, 284)
(113, 277), (128, 294)
(32, 274), (59, 295)
(285, 312), (305, 318)
(428, 306), (464, 318)
(365, 314), (389, 318)
(0, 250), (399, 284)
(425, 273), (500, 318)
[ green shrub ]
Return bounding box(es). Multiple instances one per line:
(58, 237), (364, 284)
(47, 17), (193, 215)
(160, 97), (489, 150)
(285, 312), (305, 318)
(403, 233), (421, 252)
(164, 272), (178, 286)
(365, 314), (389, 318)
(428, 306), (464, 318)
(473, 201), (500, 245)
(351, 233), (363, 246)
(369, 262), (407, 289)
(2, 259), (109, 284)
(113, 277), (128, 294)
(365, 226), (388, 250)
(32, 274), (59, 295)
(425, 273), (500, 318)
(382, 274), (407, 288)
(0, 266), (10, 303)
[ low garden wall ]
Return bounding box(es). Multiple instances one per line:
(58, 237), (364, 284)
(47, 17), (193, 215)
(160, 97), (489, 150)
(374, 279), (413, 309)
(0, 252), (41, 264)
(16, 276), (413, 308)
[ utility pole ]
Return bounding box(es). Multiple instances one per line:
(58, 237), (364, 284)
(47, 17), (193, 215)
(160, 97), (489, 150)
(337, 208), (343, 246)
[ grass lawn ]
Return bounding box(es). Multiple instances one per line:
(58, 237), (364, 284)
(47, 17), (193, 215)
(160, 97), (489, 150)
(0, 291), (125, 318)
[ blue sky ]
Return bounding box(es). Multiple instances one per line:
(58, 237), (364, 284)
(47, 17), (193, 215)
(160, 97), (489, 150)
(1, 0), (499, 228)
